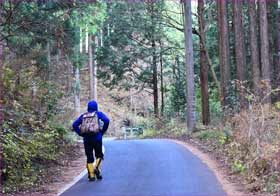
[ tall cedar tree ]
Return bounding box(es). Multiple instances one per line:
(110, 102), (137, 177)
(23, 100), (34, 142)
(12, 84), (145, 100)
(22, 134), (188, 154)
(248, 0), (261, 92)
(258, 0), (271, 103)
(183, 0), (196, 131)
(218, 0), (231, 107)
(89, 35), (95, 100)
(148, 2), (159, 117)
(160, 40), (164, 115)
(276, 4), (280, 100)
(233, 0), (247, 109)
(0, 3), (3, 193)
(74, 30), (81, 114)
(198, 0), (210, 125)
(89, 35), (98, 100)
(0, 3), (2, 126)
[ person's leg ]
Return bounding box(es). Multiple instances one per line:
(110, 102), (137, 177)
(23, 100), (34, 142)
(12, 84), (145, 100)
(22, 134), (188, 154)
(84, 141), (95, 181)
(93, 140), (104, 180)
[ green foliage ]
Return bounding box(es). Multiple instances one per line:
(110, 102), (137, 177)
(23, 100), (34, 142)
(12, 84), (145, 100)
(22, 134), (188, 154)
(209, 87), (223, 117)
(196, 130), (220, 140)
(232, 160), (246, 174)
(50, 123), (68, 136)
(98, 2), (167, 89)
(135, 116), (157, 131)
(70, 1), (106, 36)
(3, 57), (72, 194)
(39, 82), (64, 119)
(72, 52), (87, 69)
(194, 129), (228, 145)
(2, 80), (75, 192)
(2, 118), (69, 193)
(2, 1), (280, 195)
(164, 57), (187, 117)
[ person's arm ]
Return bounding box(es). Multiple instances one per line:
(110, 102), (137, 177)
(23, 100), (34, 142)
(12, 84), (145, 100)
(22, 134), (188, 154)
(98, 112), (110, 135)
(72, 114), (83, 136)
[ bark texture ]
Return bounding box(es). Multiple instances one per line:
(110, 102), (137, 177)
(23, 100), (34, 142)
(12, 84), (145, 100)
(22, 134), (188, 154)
(74, 66), (81, 115)
(233, 0), (247, 109)
(198, 0), (210, 125)
(218, 0), (231, 107)
(259, 0), (271, 103)
(93, 36), (98, 100)
(160, 41), (164, 116)
(89, 35), (94, 100)
(276, 6), (280, 100)
(0, 3), (3, 193)
(183, 0), (196, 131)
(152, 38), (159, 117)
(248, 0), (261, 92)
(150, 3), (159, 117)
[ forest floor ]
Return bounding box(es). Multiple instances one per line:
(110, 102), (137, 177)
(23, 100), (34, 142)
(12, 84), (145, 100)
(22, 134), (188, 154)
(31, 142), (86, 196)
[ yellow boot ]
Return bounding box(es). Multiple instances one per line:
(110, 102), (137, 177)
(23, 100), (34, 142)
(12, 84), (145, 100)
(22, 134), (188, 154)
(94, 158), (103, 180)
(87, 163), (95, 181)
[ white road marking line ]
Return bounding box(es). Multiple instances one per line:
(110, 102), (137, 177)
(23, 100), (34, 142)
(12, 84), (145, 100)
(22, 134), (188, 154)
(57, 169), (88, 196)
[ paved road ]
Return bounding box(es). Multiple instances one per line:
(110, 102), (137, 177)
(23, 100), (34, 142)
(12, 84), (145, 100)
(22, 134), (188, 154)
(61, 139), (226, 196)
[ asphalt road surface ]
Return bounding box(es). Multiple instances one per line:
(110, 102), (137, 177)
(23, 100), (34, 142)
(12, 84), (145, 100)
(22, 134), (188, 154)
(60, 139), (226, 196)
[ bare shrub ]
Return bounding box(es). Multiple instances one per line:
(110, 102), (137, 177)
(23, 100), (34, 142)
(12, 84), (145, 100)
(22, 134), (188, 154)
(227, 80), (279, 192)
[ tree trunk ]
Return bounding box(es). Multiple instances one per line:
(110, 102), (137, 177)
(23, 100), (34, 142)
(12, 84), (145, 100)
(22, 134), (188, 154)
(248, 0), (261, 93)
(183, 0), (196, 131)
(74, 65), (81, 115)
(98, 30), (103, 47)
(198, 0), (210, 125)
(160, 41), (164, 116)
(200, 31), (221, 96)
(60, 46), (72, 94)
(89, 35), (94, 100)
(46, 41), (51, 81)
(233, 0), (247, 109)
(0, 4), (4, 192)
(258, 0), (271, 103)
(130, 90), (133, 113)
(152, 38), (159, 117)
(276, 6), (280, 101)
(267, 1), (277, 94)
(0, 7), (4, 193)
(66, 55), (72, 93)
(93, 36), (98, 100)
(218, 0), (231, 107)
(149, 3), (159, 118)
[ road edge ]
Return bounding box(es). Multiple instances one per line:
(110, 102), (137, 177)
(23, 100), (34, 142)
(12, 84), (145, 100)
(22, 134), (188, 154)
(56, 137), (117, 196)
(172, 139), (242, 196)
(56, 169), (88, 196)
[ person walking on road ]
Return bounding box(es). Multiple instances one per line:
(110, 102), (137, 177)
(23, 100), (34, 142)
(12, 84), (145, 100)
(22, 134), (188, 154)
(72, 100), (110, 181)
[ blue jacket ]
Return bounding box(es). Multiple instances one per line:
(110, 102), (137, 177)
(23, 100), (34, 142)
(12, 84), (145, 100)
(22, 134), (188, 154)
(72, 100), (110, 142)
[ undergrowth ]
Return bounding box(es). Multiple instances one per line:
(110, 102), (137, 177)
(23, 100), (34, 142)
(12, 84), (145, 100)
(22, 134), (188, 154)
(2, 65), (78, 193)
(2, 101), (77, 193)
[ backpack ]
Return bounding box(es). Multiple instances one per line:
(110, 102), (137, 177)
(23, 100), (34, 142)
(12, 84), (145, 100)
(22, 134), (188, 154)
(80, 112), (100, 136)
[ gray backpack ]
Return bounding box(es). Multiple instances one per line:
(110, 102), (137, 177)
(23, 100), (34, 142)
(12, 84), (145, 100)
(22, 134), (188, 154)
(80, 112), (100, 135)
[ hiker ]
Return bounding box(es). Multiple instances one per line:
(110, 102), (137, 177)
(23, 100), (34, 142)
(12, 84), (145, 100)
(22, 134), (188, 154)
(72, 100), (110, 181)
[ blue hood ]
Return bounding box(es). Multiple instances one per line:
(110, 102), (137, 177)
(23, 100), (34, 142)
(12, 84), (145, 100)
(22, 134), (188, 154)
(87, 100), (98, 112)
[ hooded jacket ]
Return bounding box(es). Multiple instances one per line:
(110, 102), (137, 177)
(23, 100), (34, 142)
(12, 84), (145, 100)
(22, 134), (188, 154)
(72, 100), (110, 142)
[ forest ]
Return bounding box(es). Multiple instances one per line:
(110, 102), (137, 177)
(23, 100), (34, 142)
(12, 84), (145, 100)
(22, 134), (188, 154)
(0, 0), (279, 195)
